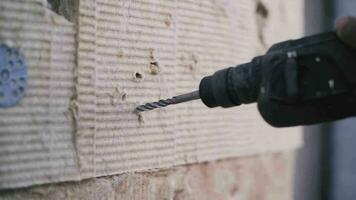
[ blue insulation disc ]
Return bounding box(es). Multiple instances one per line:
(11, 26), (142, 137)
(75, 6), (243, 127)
(0, 44), (28, 108)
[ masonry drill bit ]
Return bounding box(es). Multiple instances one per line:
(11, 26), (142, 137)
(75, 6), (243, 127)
(135, 90), (200, 112)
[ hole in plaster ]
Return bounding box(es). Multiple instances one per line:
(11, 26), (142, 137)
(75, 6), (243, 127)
(47, 0), (77, 22)
(164, 14), (173, 27)
(148, 49), (160, 75)
(48, 0), (61, 13)
(255, 1), (269, 48)
(133, 72), (144, 82)
(256, 1), (269, 18)
(121, 93), (127, 101)
(149, 61), (160, 75)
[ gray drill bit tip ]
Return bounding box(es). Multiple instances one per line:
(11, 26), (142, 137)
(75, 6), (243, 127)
(135, 91), (200, 113)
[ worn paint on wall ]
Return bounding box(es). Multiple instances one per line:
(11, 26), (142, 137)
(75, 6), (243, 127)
(0, 152), (296, 200)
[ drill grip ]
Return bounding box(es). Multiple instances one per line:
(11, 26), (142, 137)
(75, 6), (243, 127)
(259, 31), (356, 127)
(199, 31), (356, 127)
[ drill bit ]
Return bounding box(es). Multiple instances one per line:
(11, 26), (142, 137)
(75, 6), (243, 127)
(135, 90), (200, 112)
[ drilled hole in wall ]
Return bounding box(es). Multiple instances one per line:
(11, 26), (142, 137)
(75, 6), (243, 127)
(148, 49), (160, 75)
(133, 72), (144, 82)
(256, 1), (269, 18)
(47, 0), (77, 22)
(149, 62), (160, 75)
(121, 93), (127, 101)
(48, 0), (60, 13)
(255, 1), (269, 48)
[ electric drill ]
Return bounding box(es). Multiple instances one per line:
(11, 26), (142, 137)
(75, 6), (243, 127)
(136, 31), (356, 127)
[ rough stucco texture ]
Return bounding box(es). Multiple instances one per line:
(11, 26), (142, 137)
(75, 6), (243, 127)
(0, 0), (303, 197)
(0, 152), (296, 200)
(0, 0), (304, 189)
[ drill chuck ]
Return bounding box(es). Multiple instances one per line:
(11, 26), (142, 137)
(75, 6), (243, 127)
(199, 57), (263, 108)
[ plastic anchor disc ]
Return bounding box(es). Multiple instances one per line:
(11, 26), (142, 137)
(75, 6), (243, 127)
(0, 44), (28, 108)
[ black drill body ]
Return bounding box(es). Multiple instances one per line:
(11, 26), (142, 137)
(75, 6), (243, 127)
(199, 32), (356, 127)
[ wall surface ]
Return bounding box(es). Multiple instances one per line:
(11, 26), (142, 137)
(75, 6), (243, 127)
(0, 0), (304, 199)
(1, 152), (296, 200)
(0, 0), (304, 190)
